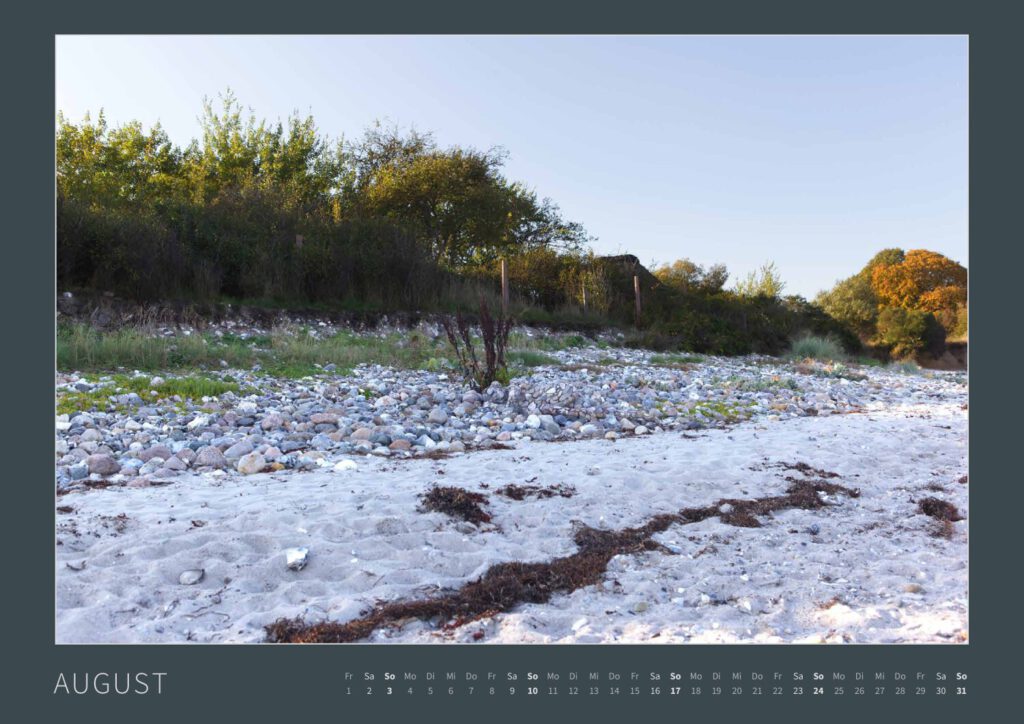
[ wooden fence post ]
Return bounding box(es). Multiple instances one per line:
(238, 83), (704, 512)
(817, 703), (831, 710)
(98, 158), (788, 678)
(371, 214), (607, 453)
(634, 274), (642, 326)
(500, 258), (510, 316)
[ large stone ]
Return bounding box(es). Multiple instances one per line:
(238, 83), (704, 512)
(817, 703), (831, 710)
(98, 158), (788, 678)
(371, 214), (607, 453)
(138, 444), (174, 463)
(388, 439), (411, 451)
(310, 412), (339, 425)
(193, 445), (228, 468)
(162, 456), (188, 471)
(85, 454), (120, 476)
(223, 440), (254, 461)
(427, 407), (448, 425)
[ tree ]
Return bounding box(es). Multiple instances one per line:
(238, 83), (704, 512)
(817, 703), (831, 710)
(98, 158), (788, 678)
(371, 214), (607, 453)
(871, 249), (967, 310)
(735, 261), (786, 298)
(654, 259), (729, 294)
(815, 247), (907, 338)
(876, 307), (946, 359)
(815, 274), (877, 337)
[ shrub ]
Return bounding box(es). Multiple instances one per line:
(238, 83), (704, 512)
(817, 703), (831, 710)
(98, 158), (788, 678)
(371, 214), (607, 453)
(441, 299), (512, 391)
(875, 307), (946, 359)
(789, 333), (845, 361)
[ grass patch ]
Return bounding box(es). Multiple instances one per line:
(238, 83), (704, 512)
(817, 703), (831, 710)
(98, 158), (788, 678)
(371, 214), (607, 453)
(58, 323), (457, 377)
(56, 374), (246, 415)
(688, 400), (752, 423)
(507, 350), (559, 368)
(649, 353), (704, 367)
(789, 333), (846, 362)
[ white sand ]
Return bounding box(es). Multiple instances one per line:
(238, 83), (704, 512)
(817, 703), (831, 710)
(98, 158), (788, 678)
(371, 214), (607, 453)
(56, 399), (967, 644)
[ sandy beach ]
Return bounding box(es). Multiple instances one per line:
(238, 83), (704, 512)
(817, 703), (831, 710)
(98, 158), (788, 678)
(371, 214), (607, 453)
(56, 382), (967, 644)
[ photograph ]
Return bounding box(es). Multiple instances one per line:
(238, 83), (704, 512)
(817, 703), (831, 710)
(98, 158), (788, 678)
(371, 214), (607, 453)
(53, 34), (968, 647)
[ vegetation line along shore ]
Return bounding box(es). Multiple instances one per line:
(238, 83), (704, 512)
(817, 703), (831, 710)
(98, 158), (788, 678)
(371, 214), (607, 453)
(58, 92), (966, 362)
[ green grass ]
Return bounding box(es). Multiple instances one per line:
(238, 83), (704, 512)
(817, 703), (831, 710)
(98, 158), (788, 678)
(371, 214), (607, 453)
(507, 350), (560, 368)
(789, 333), (846, 362)
(688, 400), (752, 423)
(507, 331), (592, 352)
(57, 323), (459, 376)
(56, 374), (246, 415)
(58, 325), (249, 371)
(58, 322), (601, 387)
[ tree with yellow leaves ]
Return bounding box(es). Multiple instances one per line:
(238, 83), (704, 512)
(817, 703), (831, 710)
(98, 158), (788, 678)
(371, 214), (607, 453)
(871, 249), (967, 310)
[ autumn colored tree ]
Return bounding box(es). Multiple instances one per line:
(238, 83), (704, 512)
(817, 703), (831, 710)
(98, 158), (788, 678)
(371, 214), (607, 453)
(871, 249), (967, 310)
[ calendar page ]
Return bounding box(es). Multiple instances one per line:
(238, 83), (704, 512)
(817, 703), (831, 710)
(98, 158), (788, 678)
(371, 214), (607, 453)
(17, 6), (1013, 721)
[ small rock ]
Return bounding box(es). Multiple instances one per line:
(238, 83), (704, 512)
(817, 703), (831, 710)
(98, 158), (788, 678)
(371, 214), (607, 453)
(193, 446), (228, 468)
(236, 452), (266, 475)
(285, 547), (309, 571)
(80, 428), (104, 443)
(261, 413), (285, 430)
(138, 444), (174, 463)
(179, 569), (205, 585)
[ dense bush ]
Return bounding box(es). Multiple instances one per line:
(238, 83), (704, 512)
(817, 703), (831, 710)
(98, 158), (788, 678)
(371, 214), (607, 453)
(875, 307), (946, 359)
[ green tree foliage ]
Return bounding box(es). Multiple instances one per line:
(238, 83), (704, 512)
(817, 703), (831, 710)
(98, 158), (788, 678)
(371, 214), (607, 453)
(816, 248), (896, 336)
(56, 93), (589, 306)
(653, 259), (729, 294)
(875, 307), (946, 359)
(734, 261), (786, 299)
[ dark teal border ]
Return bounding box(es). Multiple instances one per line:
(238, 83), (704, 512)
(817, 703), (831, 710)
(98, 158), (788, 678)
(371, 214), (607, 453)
(9, 1), (1015, 720)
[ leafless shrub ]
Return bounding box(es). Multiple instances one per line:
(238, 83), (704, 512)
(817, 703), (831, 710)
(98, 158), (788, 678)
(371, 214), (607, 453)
(441, 298), (512, 391)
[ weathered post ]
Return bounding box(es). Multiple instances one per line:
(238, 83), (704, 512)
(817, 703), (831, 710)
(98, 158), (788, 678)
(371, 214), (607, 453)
(500, 258), (510, 316)
(634, 274), (642, 326)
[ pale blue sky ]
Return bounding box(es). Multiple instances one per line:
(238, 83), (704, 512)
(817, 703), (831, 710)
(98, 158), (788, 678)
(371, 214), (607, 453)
(55, 35), (967, 298)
